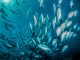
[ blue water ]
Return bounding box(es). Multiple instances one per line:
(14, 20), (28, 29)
(0, 0), (80, 60)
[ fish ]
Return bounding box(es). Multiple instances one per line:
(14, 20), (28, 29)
(47, 37), (52, 44)
(29, 22), (33, 30)
(57, 7), (61, 21)
(53, 4), (56, 14)
(70, 0), (73, 9)
(56, 27), (62, 36)
(52, 17), (56, 29)
(19, 52), (25, 55)
(0, 33), (6, 40)
(1, 39), (16, 49)
(37, 44), (52, 52)
(58, 0), (62, 5)
(66, 21), (72, 27)
(61, 45), (68, 53)
(9, 9), (17, 14)
(61, 31), (67, 42)
(32, 39), (36, 45)
(73, 24), (78, 29)
(3, 22), (15, 31)
(33, 15), (37, 26)
(34, 55), (42, 59)
(45, 26), (48, 35)
(68, 10), (77, 18)
(41, 13), (45, 23)
(73, 10), (78, 16)
(1, 14), (9, 21)
(52, 39), (57, 46)
(38, 0), (44, 7)
(37, 37), (40, 43)
(1, 4), (7, 9)
(16, 0), (19, 6)
(0, 8), (8, 16)
(68, 11), (74, 18)
(78, 27), (80, 31)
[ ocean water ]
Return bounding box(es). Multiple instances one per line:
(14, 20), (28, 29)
(0, 0), (80, 60)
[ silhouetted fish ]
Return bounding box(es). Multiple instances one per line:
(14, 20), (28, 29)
(16, 0), (19, 6)
(1, 39), (16, 49)
(9, 9), (17, 14)
(3, 22), (15, 31)
(0, 8), (8, 16)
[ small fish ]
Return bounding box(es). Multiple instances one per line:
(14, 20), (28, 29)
(9, 9), (17, 14)
(1, 40), (16, 49)
(38, 0), (44, 7)
(57, 7), (61, 21)
(35, 55), (42, 59)
(29, 22), (32, 30)
(52, 39), (57, 46)
(45, 26), (48, 35)
(16, 0), (19, 6)
(58, 0), (62, 5)
(38, 44), (51, 52)
(4, 22), (15, 31)
(68, 11), (74, 18)
(61, 31), (67, 42)
(52, 17), (56, 29)
(61, 45), (68, 53)
(48, 37), (52, 44)
(41, 13), (45, 23)
(33, 15), (37, 26)
(37, 37), (40, 43)
(1, 14), (8, 21)
(19, 52), (25, 55)
(68, 10), (77, 18)
(0, 8), (8, 16)
(78, 27), (80, 31)
(70, 0), (73, 9)
(73, 10), (77, 16)
(56, 27), (62, 36)
(1, 4), (7, 9)
(73, 24), (78, 29)
(17, 43), (19, 49)
(53, 4), (56, 14)
(32, 39), (36, 45)
(66, 21), (72, 27)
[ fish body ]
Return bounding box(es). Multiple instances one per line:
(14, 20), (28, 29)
(29, 22), (33, 30)
(34, 15), (37, 26)
(53, 4), (56, 14)
(57, 7), (61, 21)
(38, 0), (44, 7)
(70, 0), (73, 9)
(61, 45), (68, 53)
(58, 0), (62, 5)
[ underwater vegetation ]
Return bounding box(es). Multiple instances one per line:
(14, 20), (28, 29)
(0, 0), (80, 60)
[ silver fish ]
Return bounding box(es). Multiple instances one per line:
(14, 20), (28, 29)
(38, 0), (44, 7)
(58, 0), (62, 5)
(29, 22), (32, 30)
(57, 7), (61, 21)
(68, 11), (74, 18)
(33, 15), (37, 26)
(68, 10), (78, 18)
(52, 17), (57, 29)
(52, 39), (57, 47)
(70, 0), (73, 9)
(53, 4), (56, 14)
(45, 26), (48, 35)
(61, 45), (68, 53)
(41, 13), (45, 23)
